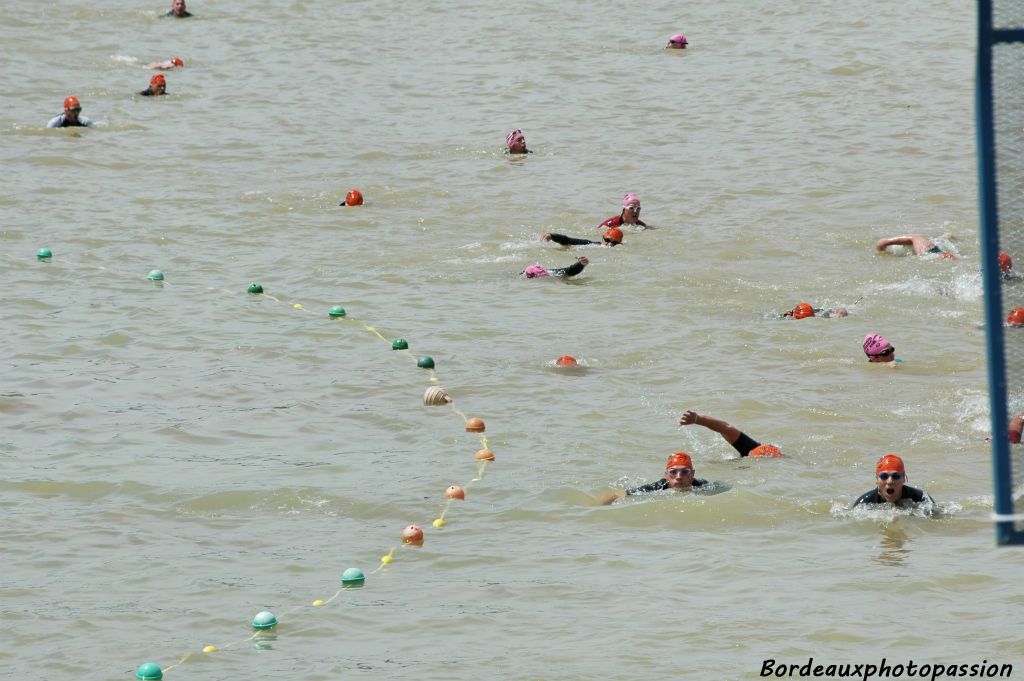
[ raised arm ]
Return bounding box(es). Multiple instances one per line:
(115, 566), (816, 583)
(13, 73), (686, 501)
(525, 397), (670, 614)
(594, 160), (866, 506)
(678, 410), (742, 445)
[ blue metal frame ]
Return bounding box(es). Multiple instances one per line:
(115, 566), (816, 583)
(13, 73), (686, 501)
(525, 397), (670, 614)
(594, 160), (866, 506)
(977, 0), (1024, 544)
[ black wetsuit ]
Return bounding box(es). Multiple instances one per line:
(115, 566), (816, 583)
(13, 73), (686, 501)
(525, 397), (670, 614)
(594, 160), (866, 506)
(139, 88), (166, 96)
(627, 478), (709, 495)
(547, 233), (601, 247)
(851, 485), (932, 508)
(732, 432), (759, 456)
(548, 260), (587, 278)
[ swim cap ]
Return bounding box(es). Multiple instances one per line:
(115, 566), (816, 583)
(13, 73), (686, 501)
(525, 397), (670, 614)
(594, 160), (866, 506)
(792, 302), (814, 319)
(1007, 307), (1024, 327)
(555, 355), (577, 366)
(150, 74), (166, 85)
(863, 333), (892, 357)
(603, 227), (623, 245)
(665, 452), (693, 469)
(506, 129), (524, 150)
(64, 96), (81, 110)
(749, 444), (783, 458)
(668, 34), (688, 46)
(523, 264), (549, 278)
(876, 454), (905, 474)
(345, 188), (364, 206)
(1000, 252), (1013, 273)
(622, 193), (641, 209)
(172, 56), (184, 67)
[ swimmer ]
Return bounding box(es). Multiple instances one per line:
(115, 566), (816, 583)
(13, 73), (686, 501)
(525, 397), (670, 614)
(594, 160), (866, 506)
(47, 96), (93, 128)
(597, 451), (708, 505)
(339, 189), (363, 206)
(781, 302), (848, 318)
(678, 410), (783, 458)
(875, 234), (957, 259)
(506, 129), (531, 154)
(1010, 414), (1024, 443)
(599, 194), (647, 230)
(851, 454), (934, 510)
(164, 0), (192, 17)
(1007, 307), (1024, 327)
(863, 333), (898, 363)
(666, 33), (688, 49)
(140, 74), (167, 96)
(147, 56), (184, 69)
(521, 256), (588, 279)
(541, 227), (623, 247)
(999, 252), (1022, 281)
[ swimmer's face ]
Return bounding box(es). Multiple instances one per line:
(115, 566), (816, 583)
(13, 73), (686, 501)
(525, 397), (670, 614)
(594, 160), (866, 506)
(65, 107), (81, 121)
(152, 81), (166, 95)
(867, 346), (895, 363)
(622, 205), (641, 223)
(665, 466), (694, 491)
(876, 471), (905, 502)
(509, 136), (527, 154)
(172, 0), (187, 15)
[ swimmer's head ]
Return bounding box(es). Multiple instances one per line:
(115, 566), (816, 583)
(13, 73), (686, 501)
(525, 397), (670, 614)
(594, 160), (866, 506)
(1007, 307), (1024, 327)
(523, 264), (549, 278)
(791, 302), (814, 319)
(602, 227), (623, 246)
(622, 193), (641, 210)
(749, 444), (783, 458)
(555, 355), (577, 367)
(150, 74), (166, 86)
(665, 452), (695, 489)
(345, 188), (364, 206)
(875, 453), (906, 502)
(506, 129), (526, 153)
(863, 333), (894, 362)
(666, 34), (688, 49)
(1000, 252), (1013, 273)
(172, 56), (184, 67)
(63, 96), (81, 112)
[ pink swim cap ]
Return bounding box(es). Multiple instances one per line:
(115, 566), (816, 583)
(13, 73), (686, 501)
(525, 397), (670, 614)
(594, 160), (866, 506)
(506, 129), (524, 150)
(523, 264), (549, 278)
(669, 34), (688, 46)
(863, 333), (892, 357)
(622, 193), (640, 209)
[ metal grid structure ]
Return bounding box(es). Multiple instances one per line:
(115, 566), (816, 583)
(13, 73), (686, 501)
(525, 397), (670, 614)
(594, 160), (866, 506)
(978, 0), (1024, 543)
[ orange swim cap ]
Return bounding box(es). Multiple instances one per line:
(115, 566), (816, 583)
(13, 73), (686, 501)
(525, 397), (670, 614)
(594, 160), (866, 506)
(150, 74), (166, 85)
(665, 452), (693, 470)
(1000, 252), (1013, 273)
(345, 189), (363, 206)
(749, 444), (783, 458)
(1008, 307), (1024, 327)
(64, 96), (81, 110)
(792, 302), (814, 319)
(555, 355), (577, 366)
(875, 454), (905, 474)
(172, 56), (184, 67)
(603, 227), (623, 245)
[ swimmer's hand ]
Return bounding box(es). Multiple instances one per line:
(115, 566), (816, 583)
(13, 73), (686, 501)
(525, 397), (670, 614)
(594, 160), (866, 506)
(577, 256), (589, 265)
(834, 308), (848, 318)
(679, 410), (698, 427)
(540, 233), (552, 241)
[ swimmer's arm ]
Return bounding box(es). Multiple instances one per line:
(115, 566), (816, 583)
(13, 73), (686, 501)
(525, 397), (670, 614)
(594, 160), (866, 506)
(678, 410), (742, 445)
(544, 233), (596, 246)
(551, 256), (588, 278)
(596, 490), (625, 505)
(876, 236), (915, 252)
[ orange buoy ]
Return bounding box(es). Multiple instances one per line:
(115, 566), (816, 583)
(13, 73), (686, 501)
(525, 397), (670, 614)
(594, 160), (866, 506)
(402, 524), (424, 545)
(445, 485), (465, 500)
(465, 417), (485, 432)
(475, 449), (495, 461)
